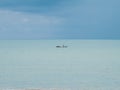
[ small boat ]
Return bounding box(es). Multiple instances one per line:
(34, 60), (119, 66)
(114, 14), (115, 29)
(56, 45), (68, 48)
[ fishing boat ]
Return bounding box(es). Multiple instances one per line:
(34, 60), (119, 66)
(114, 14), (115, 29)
(56, 45), (68, 48)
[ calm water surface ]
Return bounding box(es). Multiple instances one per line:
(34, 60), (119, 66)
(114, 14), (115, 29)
(0, 40), (120, 89)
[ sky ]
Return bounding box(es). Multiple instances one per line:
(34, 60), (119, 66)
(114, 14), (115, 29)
(0, 0), (120, 39)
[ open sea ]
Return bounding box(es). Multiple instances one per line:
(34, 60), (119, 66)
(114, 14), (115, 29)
(0, 40), (120, 90)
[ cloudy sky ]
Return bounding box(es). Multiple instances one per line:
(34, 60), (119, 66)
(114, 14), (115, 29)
(0, 0), (120, 39)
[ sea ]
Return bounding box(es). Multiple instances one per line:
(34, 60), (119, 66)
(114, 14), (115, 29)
(0, 40), (120, 90)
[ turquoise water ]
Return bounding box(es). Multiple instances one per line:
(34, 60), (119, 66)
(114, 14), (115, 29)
(0, 40), (120, 88)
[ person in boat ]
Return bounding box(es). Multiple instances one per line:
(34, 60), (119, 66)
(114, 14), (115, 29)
(62, 45), (68, 48)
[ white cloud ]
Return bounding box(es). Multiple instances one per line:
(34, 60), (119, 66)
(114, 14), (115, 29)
(0, 9), (64, 32)
(22, 18), (29, 23)
(0, 9), (66, 39)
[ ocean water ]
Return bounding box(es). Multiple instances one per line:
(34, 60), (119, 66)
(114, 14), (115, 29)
(0, 40), (120, 89)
